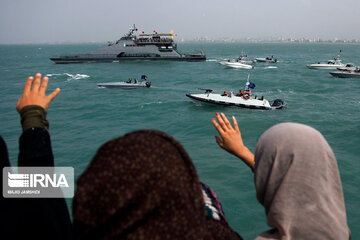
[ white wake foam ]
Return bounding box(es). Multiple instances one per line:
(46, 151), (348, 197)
(46, 73), (90, 81)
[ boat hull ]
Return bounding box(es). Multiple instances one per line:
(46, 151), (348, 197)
(255, 58), (277, 63)
(219, 61), (253, 69)
(307, 64), (345, 70)
(329, 71), (360, 78)
(97, 81), (151, 89)
(186, 93), (283, 110)
(51, 55), (205, 64)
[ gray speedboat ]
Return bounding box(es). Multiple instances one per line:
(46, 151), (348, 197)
(329, 68), (360, 78)
(50, 24), (206, 63)
(337, 63), (357, 71)
(97, 75), (151, 89)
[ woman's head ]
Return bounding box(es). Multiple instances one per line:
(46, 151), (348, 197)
(254, 123), (349, 239)
(73, 130), (240, 240)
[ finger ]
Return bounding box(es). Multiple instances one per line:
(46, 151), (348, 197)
(47, 88), (61, 101)
(23, 76), (34, 95)
(220, 113), (233, 130)
(39, 76), (49, 95)
(215, 136), (224, 148)
(216, 112), (229, 131)
(232, 116), (240, 132)
(212, 118), (224, 135)
(32, 73), (42, 92)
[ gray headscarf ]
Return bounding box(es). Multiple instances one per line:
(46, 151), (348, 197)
(254, 123), (350, 240)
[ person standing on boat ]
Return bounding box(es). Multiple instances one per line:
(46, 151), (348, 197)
(222, 91), (229, 97)
(236, 90), (244, 97)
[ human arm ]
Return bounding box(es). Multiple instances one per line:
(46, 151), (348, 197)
(16, 73), (60, 166)
(9, 74), (72, 239)
(212, 112), (255, 171)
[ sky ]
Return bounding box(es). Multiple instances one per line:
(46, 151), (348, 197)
(0, 0), (359, 44)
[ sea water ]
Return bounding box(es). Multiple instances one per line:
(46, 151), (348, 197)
(0, 43), (359, 239)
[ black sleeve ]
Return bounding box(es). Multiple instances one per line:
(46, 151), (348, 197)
(18, 127), (54, 166)
(10, 108), (73, 239)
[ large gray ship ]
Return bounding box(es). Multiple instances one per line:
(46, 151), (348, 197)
(50, 25), (206, 63)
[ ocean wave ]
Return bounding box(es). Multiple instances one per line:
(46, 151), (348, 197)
(264, 66), (278, 69)
(206, 59), (218, 62)
(46, 73), (90, 81)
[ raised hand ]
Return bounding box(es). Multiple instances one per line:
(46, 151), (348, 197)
(212, 112), (255, 170)
(16, 73), (60, 112)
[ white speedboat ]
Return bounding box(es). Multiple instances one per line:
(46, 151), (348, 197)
(219, 60), (254, 69)
(255, 56), (277, 63)
(307, 59), (345, 70)
(186, 80), (284, 110)
(306, 51), (345, 69)
(97, 75), (151, 89)
(329, 68), (360, 78)
(237, 52), (255, 65)
(219, 52), (255, 69)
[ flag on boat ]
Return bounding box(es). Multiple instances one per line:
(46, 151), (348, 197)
(141, 75), (147, 80)
(249, 81), (256, 89)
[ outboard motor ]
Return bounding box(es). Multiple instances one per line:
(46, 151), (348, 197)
(271, 99), (284, 109)
(146, 82), (151, 88)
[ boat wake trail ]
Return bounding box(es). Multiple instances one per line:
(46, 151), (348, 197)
(46, 73), (90, 81)
(206, 59), (219, 62)
(139, 101), (163, 109)
(264, 66), (278, 69)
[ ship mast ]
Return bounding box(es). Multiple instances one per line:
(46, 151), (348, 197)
(126, 24), (138, 37)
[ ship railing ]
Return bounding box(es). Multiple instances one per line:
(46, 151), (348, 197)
(134, 38), (173, 44)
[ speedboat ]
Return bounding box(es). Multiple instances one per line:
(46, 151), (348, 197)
(306, 51), (345, 69)
(219, 60), (254, 69)
(329, 67), (360, 78)
(219, 53), (254, 69)
(97, 75), (151, 89)
(97, 81), (151, 89)
(186, 80), (284, 110)
(337, 63), (356, 71)
(255, 56), (277, 63)
(307, 59), (345, 70)
(236, 52), (255, 65)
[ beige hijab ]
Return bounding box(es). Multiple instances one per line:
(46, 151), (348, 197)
(254, 123), (350, 240)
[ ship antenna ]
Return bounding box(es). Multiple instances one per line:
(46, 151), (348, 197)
(126, 24), (137, 37)
(245, 74), (251, 90)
